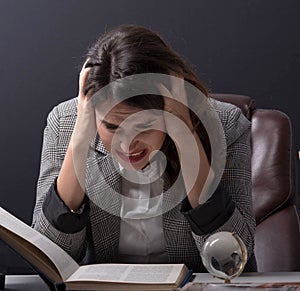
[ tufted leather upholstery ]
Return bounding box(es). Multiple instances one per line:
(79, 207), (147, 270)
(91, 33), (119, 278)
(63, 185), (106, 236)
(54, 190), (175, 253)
(210, 93), (300, 271)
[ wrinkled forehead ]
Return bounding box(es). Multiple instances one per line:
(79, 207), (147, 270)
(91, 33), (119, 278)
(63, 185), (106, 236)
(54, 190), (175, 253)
(95, 100), (163, 124)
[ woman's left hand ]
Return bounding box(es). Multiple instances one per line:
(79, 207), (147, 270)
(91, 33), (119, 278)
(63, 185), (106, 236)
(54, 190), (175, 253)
(161, 76), (212, 208)
(162, 76), (193, 133)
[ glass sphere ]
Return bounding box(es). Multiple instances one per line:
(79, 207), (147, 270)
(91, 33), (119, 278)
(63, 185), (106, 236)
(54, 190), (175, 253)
(201, 231), (247, 282)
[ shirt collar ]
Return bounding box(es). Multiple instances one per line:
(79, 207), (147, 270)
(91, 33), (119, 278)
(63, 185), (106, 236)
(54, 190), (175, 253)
(118, 154), (166, 184)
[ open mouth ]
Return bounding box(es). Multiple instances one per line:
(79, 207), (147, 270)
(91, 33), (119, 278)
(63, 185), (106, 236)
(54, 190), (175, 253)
(117, 149), (148, 164)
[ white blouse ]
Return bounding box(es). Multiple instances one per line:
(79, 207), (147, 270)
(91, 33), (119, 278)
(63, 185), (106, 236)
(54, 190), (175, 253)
(118, 159), (168, 263)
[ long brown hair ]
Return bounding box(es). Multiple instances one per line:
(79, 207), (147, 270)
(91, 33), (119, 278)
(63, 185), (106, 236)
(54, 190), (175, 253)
(84, 24), (211, 182)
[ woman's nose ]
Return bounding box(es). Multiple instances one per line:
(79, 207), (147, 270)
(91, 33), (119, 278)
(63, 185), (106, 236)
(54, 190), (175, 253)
(119, 135), (139, 153)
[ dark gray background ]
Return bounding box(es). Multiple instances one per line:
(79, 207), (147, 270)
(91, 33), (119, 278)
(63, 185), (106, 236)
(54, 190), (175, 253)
(0, 0), (299, 273)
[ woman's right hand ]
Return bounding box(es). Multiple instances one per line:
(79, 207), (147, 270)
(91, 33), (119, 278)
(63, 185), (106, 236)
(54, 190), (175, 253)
(72, 60), (97, 147)
(56, 60), (96, 211)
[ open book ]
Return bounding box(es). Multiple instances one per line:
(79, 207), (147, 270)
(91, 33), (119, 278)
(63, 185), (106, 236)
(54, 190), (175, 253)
(0, 207), (191, 290)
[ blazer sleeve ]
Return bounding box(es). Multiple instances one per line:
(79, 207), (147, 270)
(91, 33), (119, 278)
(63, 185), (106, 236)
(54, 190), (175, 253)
(31, 104), (88, 262)
(182, 105), (256, 261)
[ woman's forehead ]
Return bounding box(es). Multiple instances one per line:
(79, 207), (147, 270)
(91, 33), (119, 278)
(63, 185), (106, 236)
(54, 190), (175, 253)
(96, 102), (161, 123)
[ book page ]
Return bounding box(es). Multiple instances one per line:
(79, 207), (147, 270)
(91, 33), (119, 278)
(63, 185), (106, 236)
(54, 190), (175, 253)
(0, 207), (79, 281)
(67, 263), (185, 284)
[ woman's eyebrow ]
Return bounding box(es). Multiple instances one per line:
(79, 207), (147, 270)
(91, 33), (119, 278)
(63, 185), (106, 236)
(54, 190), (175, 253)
(136, 119), (156, 126)
(100, 120), (119, 129)
(100, 117), (157, 129)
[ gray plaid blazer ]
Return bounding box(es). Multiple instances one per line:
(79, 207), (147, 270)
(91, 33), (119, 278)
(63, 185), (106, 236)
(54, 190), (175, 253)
(32, 97), (256, 272)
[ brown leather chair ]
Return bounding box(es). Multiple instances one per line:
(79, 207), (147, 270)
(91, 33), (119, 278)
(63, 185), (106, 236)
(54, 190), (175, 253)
(210, 93), (300, 272)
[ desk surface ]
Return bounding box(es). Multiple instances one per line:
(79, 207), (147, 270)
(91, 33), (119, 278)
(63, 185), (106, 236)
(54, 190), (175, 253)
(193, 272), (300, 284)
(5, 275), (49, 291)
(4, 272), (300, 291)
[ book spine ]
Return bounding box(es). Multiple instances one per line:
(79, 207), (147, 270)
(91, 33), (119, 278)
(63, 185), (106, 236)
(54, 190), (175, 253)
(38, 271), (66, 291)
(180, 269), (194, 288)
(53, 282), (66, 291)
(0, 272), (5, 290)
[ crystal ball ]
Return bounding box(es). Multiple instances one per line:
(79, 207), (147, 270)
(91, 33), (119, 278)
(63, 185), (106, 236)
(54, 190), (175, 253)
(201, 231), (248, 282)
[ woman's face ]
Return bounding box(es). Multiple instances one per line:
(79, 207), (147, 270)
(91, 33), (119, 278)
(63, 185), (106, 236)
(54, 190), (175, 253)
(97, 102), (166, 170)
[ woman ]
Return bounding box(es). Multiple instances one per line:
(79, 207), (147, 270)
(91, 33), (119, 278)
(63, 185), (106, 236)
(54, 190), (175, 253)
(32, 24), (256, 272)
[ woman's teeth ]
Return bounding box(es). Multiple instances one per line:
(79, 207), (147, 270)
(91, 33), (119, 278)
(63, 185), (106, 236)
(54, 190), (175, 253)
(124, 150), (144, 157)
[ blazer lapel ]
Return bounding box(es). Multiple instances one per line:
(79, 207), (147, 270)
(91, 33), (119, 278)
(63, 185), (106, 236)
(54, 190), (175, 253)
(162, 174), (201, 267)
(88, 133), (122, 215)
(86, 136), (122, 262)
